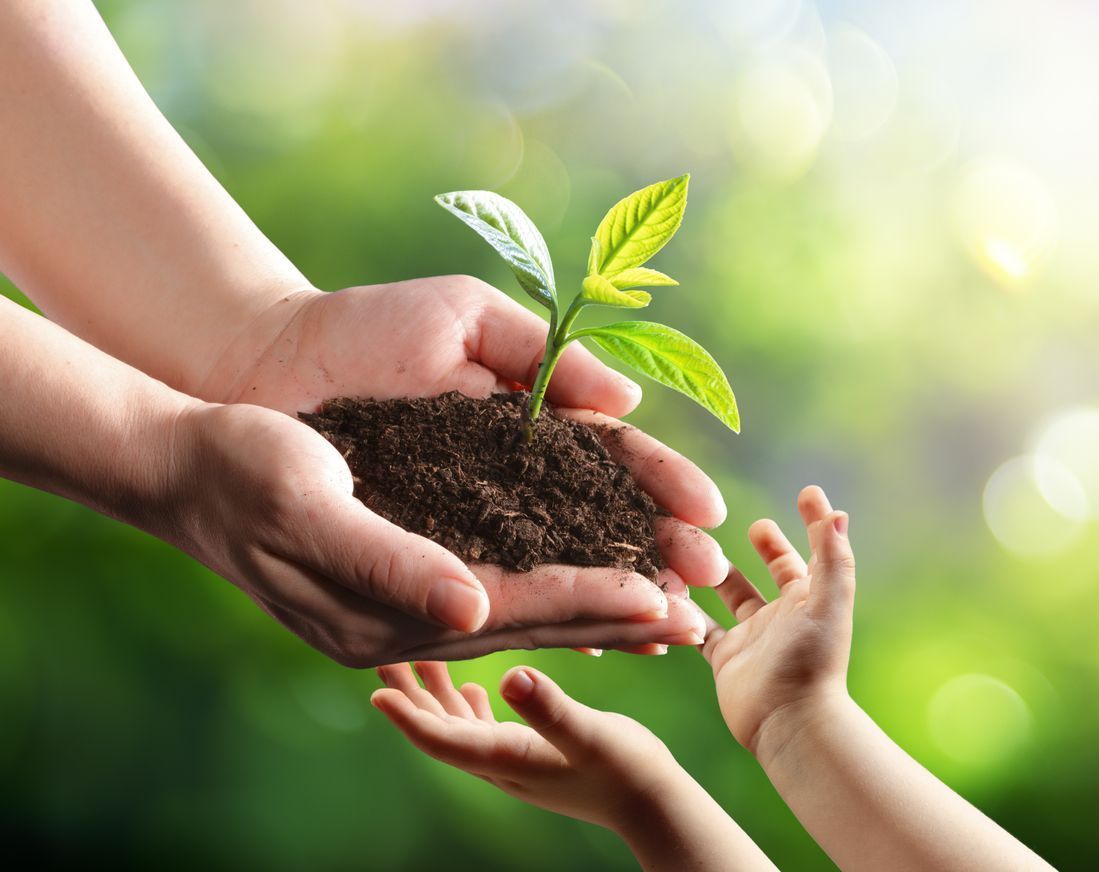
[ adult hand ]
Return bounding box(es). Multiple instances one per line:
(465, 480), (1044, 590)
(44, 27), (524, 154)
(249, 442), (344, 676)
(171, 401), (708, 666)
(190, 276), (728, 657)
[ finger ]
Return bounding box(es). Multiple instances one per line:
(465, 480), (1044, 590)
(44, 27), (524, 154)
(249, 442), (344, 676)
(375, 664), (450, 717)
(617, 643), (669, 655)
(251, 551), (683, 668)
(556, 409), (726, 528)
(408, 595), (707, 661)
(414, 661), (477, 719)
(371, 688), (486, 768)
(699, 612), (726, 664)
(289, 494), (490, 633)
(797, 485), (834, 528)
(655, 518), (726, 587)
(808, 511), (856, 618)
(449, 361), (504, 400)
(472, 564), (669, 625)
(465, 280), (642, 417)
(714, 563), (768, 621)
(748, 519), (808, 591)
(459, 683), (497, 723)
(376, 663), (450, 718)
(499, 667), (598, 759)
(376, 662), (419, 694)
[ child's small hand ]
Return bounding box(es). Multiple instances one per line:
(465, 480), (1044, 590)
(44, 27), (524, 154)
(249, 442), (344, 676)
(701, 486), (855, 758)
(371, 661), (680, 832)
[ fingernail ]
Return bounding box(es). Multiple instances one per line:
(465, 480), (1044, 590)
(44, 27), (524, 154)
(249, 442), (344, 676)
(658, 631), (705, 646)
(629, 607), (669, 622)
(662, 574), (687, 597)
(427, 577), (489, 632)
(834, 513), (849, 536)
(578, 648), (604, 657)
(619, 374), (643, 401)
(652, 645), (669, 656)
(503, 669), (535, 702)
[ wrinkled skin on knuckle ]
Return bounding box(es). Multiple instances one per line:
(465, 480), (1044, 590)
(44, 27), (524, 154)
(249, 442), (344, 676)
(323, 630), (385, 669)
(709, 630), (746, 676)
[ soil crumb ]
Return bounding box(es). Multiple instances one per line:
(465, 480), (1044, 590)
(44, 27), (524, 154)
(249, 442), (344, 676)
(300, 391), (664, 579)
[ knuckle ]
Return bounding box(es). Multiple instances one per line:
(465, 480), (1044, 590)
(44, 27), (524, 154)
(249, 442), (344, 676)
(447, 273), (492, 299)
(822, 552), (856, 573)
(325, 638), (378, 669)
(535, 695), (572, 733)
(354, 542), (404, 599)
(324, 627), (385, 669)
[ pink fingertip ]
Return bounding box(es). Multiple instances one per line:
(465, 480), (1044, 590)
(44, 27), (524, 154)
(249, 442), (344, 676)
(502, 668), (536, 702)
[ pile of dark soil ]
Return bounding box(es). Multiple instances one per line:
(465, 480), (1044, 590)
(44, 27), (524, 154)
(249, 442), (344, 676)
(300, 391), (664, 579)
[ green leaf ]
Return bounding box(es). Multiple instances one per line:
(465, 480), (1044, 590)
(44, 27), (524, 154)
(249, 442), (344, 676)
(591, 175), (689, 279)
(435, 190), (556, 309)
(586, 237), (601, 277)
(608, 267), (679, 290)
(580, 275), (651, 309)
(579, 321), (739, 432)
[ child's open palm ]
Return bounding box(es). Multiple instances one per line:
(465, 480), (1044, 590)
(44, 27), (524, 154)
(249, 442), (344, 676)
(371, 661), (678, 831)
(701, 486), (856, 755)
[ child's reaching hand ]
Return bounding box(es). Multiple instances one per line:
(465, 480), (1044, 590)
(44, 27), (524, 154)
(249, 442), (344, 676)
(372, 660), (675, 829)
(372, 661), (776, 872)
(701, 485), (854, 755)
(700, 486), (1053, 872)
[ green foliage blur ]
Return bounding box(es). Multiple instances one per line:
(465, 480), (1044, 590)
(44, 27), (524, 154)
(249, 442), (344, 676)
(3, 1), (1098, 868)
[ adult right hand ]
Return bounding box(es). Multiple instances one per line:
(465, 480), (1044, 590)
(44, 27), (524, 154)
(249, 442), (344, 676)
(167, 402), (709, 667)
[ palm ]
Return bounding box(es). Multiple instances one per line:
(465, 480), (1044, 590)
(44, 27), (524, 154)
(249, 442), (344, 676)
(701, 487), (855, 752)
(189, 275), (733, 661)
(711, 578), (839, 748)
(215, 280), (499, 413)
(373, 662), (671, 830)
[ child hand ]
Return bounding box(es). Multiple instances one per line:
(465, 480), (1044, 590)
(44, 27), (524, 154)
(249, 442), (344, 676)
(700, 486), (855, 757)
(371, 661), (682, 832)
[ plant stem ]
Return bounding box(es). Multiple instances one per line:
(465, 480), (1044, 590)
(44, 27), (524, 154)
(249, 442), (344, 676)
(523, 296), (587, 441)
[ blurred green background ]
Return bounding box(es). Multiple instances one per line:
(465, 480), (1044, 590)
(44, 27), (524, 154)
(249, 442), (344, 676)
(3, 0), (1098, 868)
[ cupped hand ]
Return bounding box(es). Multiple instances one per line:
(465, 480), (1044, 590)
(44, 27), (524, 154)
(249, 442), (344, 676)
(700, 486), (856, 755)
(187, 276), (727, 656)
(371, 661), (681, 830)
(169, 402), (707, 667)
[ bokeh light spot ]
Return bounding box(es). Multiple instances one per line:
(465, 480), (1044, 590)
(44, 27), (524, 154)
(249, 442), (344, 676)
(955, 157), (1058, 286)
(730, 50), (832, 181)
(711, 0), (803, 50)
(1035, 407), (1099, 520)
(826, 23), (898, 142)
(928, 673), (1032, 768)
(982, 455), (1083, 556)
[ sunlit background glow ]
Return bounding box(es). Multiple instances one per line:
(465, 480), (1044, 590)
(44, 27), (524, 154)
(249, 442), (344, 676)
(2, 0), (1098, 868)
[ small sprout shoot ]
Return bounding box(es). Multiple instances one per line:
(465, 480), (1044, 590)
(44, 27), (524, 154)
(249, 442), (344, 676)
(435, 175), (739, 440)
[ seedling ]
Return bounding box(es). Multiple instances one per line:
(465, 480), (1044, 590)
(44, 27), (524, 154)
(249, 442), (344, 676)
(435, 175), (739, 440)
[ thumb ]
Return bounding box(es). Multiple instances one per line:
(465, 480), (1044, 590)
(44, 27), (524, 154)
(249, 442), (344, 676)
(808, 510), (856, 617)
(297, 494), (490, 632)
(500, 667), (597, 759)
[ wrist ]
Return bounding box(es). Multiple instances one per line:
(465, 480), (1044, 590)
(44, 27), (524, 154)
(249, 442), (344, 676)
(608, 763), (702, 840)
(114, 392), (213, 542)
(192, 285), (323, 404)
(752, 689), (858, 773)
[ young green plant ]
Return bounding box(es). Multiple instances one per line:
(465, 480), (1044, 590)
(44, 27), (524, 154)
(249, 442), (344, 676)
(435, 174), (739, 440)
